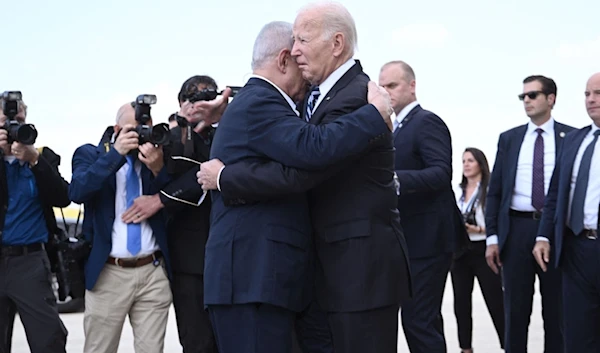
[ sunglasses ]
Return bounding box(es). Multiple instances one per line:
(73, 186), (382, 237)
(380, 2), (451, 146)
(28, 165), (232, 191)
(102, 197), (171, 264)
(518, 91), (545, 101)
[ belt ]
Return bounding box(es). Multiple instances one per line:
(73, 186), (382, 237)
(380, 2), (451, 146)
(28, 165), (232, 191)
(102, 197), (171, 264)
(509, 209), (543, 220)
(578, 229), (598, 240)
(106, 251), (162, 268)
(0, 243), (45, 257)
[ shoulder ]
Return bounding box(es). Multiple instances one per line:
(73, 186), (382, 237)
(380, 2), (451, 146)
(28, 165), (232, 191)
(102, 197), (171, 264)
(554, 121), (577, 133)
(73, 143), (98, 158)
(498, 124), (526, 141)
(38, 146), (62, 166)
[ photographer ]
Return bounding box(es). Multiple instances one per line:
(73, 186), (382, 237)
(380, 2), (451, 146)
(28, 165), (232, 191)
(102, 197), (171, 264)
(125, 75), (223, 353)
(0, 92), (69, 353)
(69, 100), (172, 353)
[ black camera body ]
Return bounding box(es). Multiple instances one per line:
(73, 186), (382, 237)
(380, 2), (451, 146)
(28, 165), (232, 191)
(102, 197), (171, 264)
(1, 91), (38, 145)
(133, 94), (170, 146)
(463, 209), (477, 226)
(177, 86), (241, 128)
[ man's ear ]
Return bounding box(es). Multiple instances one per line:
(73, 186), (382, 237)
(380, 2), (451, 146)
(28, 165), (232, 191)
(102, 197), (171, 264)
(277, 49), (291, 74)
(113, 124), (121, 134)
(332, 32), (345, 58)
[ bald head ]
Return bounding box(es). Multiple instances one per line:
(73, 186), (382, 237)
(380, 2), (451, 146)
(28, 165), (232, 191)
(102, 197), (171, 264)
(114, 102), (137, 136)
(585, 72), (600, 125)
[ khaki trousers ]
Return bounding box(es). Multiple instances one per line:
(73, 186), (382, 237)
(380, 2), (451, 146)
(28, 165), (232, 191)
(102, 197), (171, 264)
(83, 260), (172, 353)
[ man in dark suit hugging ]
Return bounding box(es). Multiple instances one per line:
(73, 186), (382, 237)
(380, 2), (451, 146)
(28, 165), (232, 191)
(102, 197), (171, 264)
(199, 20), (395, 353)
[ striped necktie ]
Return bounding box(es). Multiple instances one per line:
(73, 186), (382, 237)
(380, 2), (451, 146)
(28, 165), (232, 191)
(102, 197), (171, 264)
(305, 86), (320, 122)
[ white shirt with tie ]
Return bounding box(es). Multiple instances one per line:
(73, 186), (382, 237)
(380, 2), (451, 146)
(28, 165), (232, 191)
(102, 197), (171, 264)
(487, 117), (556, 246)
(110, 159), (159, 259)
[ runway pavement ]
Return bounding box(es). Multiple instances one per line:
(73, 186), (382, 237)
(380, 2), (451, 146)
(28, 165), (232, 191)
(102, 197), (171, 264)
(11, 276), (545, 352)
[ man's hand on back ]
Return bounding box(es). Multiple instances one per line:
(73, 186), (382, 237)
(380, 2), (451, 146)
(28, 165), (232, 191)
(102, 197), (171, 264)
(367, 81), (394, 131)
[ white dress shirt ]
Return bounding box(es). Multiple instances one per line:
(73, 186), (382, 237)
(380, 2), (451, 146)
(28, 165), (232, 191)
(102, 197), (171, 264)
(110, 159), (159, 258)
(393, 101), (419, 132)
(567, 123), (600, 231)
(456, 184), (486, 242)
(511, 118), (556, 211)
(487, 118), (556, 246)
(312, 58), (356, 112)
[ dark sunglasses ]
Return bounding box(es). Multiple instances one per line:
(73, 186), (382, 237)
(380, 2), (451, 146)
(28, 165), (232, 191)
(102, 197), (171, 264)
(518, 91), (545, 101)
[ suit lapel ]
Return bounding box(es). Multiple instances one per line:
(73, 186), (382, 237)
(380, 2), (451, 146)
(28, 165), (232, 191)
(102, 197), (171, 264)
(308, 61), (364, 125)
(96, 142), (117, 192)
(563, 127), (590, 180)
(507, 125), (528, 189)
(554, 122), (568, 154)
(393, 105), (421, 140)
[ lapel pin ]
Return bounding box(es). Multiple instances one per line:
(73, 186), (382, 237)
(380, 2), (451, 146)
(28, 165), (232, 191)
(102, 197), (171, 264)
(325, 97), (331, 101)
(559, 131), (566, 138)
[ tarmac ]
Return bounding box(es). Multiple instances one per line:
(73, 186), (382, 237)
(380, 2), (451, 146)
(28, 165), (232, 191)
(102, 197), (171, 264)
(11, 276), (545, 352)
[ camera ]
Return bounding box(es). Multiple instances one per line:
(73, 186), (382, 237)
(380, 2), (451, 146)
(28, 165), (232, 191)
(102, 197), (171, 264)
(463, 210), (477, 226)
(133, 94), (170, 146)
(1, 91), (38, 145)
(177, 86), (241, 128)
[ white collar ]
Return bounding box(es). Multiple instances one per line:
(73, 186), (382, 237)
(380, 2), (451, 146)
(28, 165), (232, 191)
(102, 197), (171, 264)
(526, 116), (555, 135)
(315, 58), (356, 100)
(250, 74), (299, 116)
(395, 101), (419, 125)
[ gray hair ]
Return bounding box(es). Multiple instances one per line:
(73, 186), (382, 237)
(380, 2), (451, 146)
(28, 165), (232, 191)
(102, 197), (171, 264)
(299, 2), (358, 57)
(251, 21), (294, 70)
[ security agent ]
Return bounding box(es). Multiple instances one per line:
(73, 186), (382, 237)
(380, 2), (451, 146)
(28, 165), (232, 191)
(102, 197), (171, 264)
(0, 91), (69, 353)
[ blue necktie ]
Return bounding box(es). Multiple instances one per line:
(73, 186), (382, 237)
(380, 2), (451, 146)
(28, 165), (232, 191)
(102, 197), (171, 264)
(126, 156), (141, 255)
(305, 86), (320, 122)
(569, 130), (600, 235)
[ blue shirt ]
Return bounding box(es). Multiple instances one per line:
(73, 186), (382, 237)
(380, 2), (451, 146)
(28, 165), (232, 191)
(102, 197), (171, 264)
(2, 157), (48, 245)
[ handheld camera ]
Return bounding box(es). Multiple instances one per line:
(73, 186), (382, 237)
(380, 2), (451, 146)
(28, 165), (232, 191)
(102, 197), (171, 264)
(1, 91), (38, 145)
(177, 86), (241, 128)
(133, 94), (170, 146)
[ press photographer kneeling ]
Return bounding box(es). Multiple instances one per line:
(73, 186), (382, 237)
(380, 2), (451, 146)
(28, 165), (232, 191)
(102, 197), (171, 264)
(69, 95), (173, 353)
(0, 91), (69, 353)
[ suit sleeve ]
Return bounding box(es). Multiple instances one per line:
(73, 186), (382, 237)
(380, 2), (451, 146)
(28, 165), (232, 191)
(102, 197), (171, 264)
(159, 167), (205, 211)
(246, 96), (387, 170)
(31, 147), (70, 208)
(218, 158), (351, 204)
(394, 114), (453, 193)
(537, 141), (564, 243)
(69, 144), (126, 204)
(485, 133), (506, 237)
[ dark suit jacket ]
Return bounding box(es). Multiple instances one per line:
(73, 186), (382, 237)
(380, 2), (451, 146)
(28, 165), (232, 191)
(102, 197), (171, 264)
(159, 126), (213, 274)
(205, 76), (390, 312)
(216, 63), (412, 313)
(69, 130), (172, 290)
(0, 147), (70, 243)
(485, 121), (575, 252)
(393, 104), (467, 259)
(538, 125), (594, 267)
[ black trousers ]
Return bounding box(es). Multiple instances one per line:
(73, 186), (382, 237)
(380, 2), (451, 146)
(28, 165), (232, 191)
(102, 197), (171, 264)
(294, 300), (333, 353)
(561, 230), (600, 353)
(171, 272), (218, 353)
(328, 304), (399, 353)
(209, 303), (295, 353)
(0, 249), (67, 353)
(451, 240), (505, 350)
(501, 216), (563, 353)
(402, 253), (452, 353)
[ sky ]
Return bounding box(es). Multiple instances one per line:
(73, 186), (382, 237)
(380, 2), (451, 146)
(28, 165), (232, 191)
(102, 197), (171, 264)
(2, 0), (599, 189)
